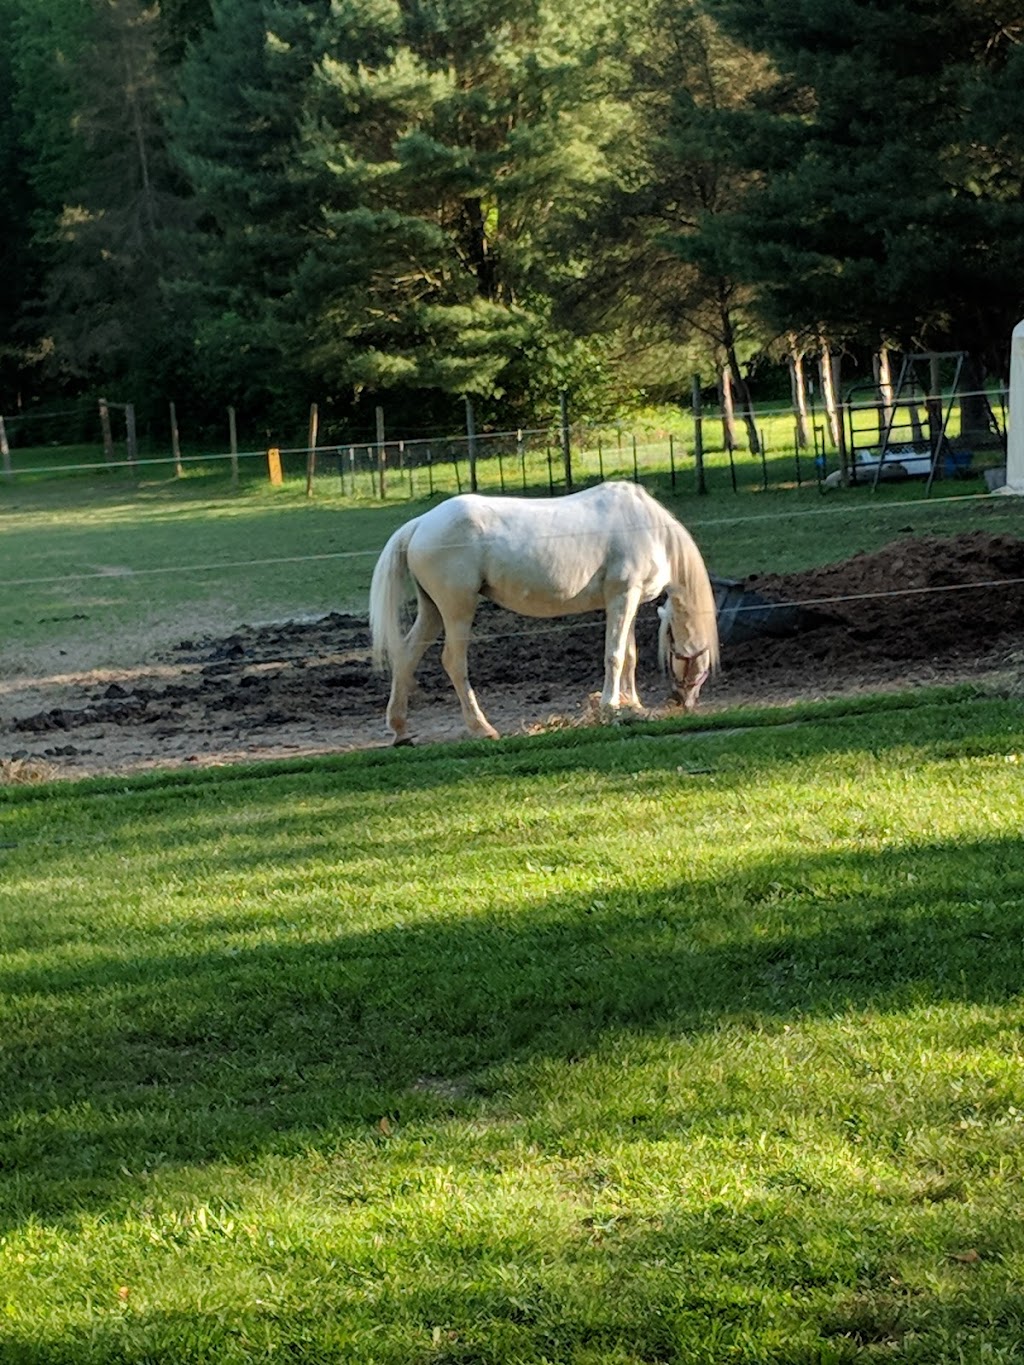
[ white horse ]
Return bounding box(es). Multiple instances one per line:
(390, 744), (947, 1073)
(369, 480), (719, 742)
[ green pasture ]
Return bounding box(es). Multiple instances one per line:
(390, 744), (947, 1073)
(1, 421), (1020, 673)
(2, 692), (1024, 1361)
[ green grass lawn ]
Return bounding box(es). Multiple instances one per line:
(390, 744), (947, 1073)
(2, 692), (1024, 1361)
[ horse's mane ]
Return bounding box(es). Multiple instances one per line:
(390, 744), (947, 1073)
(635, 487), (719, 672)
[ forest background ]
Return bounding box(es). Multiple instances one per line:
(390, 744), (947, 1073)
(2, 0), (1023, 450)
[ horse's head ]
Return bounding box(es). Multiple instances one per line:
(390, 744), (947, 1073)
(658, 602), (712, 711)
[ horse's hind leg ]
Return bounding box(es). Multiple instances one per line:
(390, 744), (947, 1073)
(385, 590), (442, 742)
(439, 607), (499, 740)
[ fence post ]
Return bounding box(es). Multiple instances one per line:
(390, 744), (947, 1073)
(692, 374), (707, 495)
(669, 432), (676, 490)
(305, 402), (319, 498)
(169, 401), (183, 477)
(267, 447), (284, 485)
(99, 398), (115, 465)
(376, 405), (386, 499)
(517, 429), (525, 490)
(0, 414), (10, 481)
(464, 395), (478, 493)
(631, 433), (639, 483)
(228, 406), (239, 487)
(559, 389), (573, 492)
(125, 404), (138, 473)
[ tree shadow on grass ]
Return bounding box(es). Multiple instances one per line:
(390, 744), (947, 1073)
(2, 833), (1023, 1223)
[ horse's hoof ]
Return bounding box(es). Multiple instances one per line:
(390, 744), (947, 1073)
(392, 736), (415, 747)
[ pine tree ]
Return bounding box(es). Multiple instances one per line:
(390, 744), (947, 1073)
(168, 0), (330, 417)
(555, 0), (774, 437)
(12, 0), (193, 399)
(701, 0), (1024, 376)
(0, 0), (41, 405)
(294, 0), (624, 423)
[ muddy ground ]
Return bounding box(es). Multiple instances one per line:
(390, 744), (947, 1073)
(3, 530), (1024, 780)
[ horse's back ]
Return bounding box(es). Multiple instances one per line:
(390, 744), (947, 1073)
(405, 488), (612, 613)
(409, 482), (656, 545)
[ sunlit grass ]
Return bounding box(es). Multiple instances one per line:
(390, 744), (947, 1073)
(1, 693), (1024, 1360)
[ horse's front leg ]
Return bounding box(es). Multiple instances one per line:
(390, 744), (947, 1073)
(621, 626), (640, 707)
(440, 612), (499, 740)
(601, 588), (642, 710)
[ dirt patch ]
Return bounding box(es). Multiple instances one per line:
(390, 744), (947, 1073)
(3, 531), (1023, 779)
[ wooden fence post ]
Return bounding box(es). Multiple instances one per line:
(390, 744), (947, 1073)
(228, 405), (239, 486)
(169, 401), (183, 477)
(0, 414), (10, 481)
(99, 398), (115, 465)
(376, 406), (386, 498)
(125, 404), (138, 472)
(305, 402), (319, 498)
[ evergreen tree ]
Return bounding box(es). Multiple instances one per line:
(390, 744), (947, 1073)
(12, 0), (193, 403)
(156, 0), (213, 65)
(0, 0), (41, 406)
(701, 0), (1024, 376)
(552, 0), (775, 434)
(168, 0), (330, 420)
(294, 0), (625, 425)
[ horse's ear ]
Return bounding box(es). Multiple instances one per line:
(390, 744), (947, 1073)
(657, 603), (669, 621)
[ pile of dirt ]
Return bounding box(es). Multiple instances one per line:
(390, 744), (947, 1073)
(3, 531), (1023, 776)
(725, 530), (1024, 684)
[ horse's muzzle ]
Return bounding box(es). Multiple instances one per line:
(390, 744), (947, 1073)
(670, 666), (709, 711)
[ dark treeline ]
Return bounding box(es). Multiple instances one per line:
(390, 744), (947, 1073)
(2, 0), (1023, 442)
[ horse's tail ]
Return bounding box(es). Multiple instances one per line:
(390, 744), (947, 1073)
(665, 525), (720, 671)
(369, 519), (420, 672)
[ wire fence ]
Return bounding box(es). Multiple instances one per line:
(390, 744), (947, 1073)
(0, 378), (1011, 500)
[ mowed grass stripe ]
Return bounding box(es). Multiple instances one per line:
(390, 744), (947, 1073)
(1, 694), (1023, 1362)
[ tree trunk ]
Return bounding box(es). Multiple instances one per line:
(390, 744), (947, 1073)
(958, 355), (991, 441)
(818, 344), (842, 450)
(818, 342), (849, 482)
(731, 358), (761, 456)
(873, 347), (894, 444)
(718, 365), (738, 452)
(463, 197), (498, 302)
(717, 299), (760, 454)
(787, 336), (810, 448)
